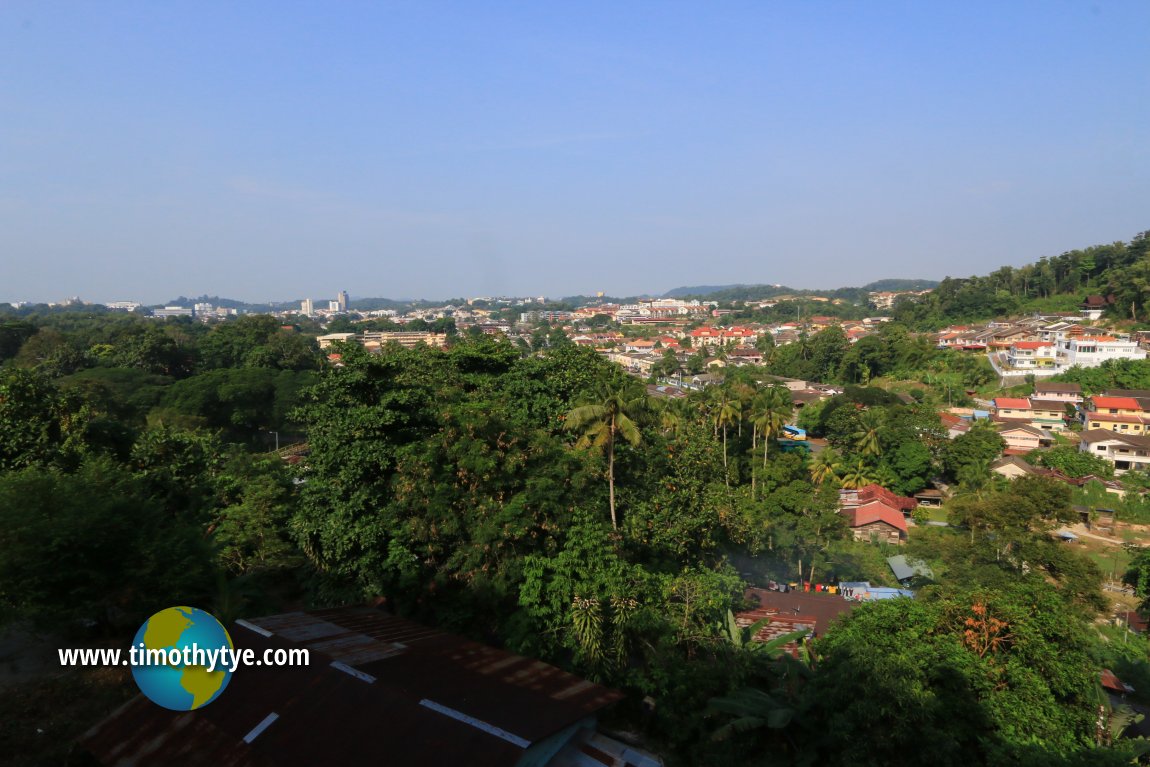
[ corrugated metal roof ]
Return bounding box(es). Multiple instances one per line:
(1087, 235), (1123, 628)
(82, 606), (623, 767)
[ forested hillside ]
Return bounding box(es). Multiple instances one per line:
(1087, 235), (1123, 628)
(894, 230), (1150, 329)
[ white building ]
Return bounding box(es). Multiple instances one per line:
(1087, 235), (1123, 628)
(1056, 336), (1146, 369)
(152, 305), (193, 318)
(1005, 341), (1057, 369)
(301, 298), (314, 316)
(1079, 429), (1150, 474)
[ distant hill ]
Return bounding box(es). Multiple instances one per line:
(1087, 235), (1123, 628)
(660, 280), (938, 303)
(661, 284), (752, 299)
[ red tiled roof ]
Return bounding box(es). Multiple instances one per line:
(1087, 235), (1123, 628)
(853, 484), (918, 511)
(995, 397), (1031, 409)
(1100, 669), (1130, 694)
(1091, 396), (1142, 411)
(1011, 341), (1051, 350)
(846, 502), (908, 533)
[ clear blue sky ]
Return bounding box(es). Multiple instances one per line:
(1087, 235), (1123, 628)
(2, 1), (1148, 303)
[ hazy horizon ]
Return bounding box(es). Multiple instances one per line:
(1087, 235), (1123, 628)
(3, 2), (1148, 304)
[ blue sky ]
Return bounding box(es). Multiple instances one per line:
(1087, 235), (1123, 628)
(2, 1), (1148, 303)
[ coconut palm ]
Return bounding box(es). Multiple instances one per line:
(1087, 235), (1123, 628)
(566, 382), (645, 530)
(657, 399), (686, 437)
(751, 386), (794, 497)
(852, 409), (884, 458)
(714, 388), (742, 487)
(809, 447), (842, 486)
(839, 458), (877, 489)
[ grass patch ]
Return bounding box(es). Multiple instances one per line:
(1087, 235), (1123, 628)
(1083, 545), (1131, 581)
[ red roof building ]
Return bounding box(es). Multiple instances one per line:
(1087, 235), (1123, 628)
(840, 484), (918, 513)
(843, 501), (908, 545)
(1090, 396), (1143, 412)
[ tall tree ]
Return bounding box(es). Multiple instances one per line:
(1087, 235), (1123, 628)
(751, 386), (793, 497)
(714, 387), (741, 488)
(566, 381), (645, 530)
(852, 408), (884, 459)
(809, 446), (842, 486)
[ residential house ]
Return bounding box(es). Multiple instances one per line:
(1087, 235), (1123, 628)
(1006, 341), (1057, 369)
(992, 397), (1066, 430)
(623, 338), (657, 353)
(987, 326), (1035, 352)
(997, 422), (1054, 454)
(1033, 381), (1083, 405)
(727, 347), (763, 364)
(1056, 335), (1147, 368)
(1082, 396), (1150, 436)
(839, 484), (918, 515)
(1081, 294), (1113, 321)
(991, 455), (1041, 479)
(939, 412), (971, 439)
(839, 485), (914, 544)
(723, 326), (757, 346)
(1079, 430), (1150, 474)
(1102, 389), (1150, 411)
(689, 327), (724, 348)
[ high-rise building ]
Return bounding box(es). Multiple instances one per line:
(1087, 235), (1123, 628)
(301, 298), (314, 316)
(337, 290), (349, 312)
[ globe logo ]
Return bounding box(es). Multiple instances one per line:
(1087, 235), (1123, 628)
(131, 606), (234, 711)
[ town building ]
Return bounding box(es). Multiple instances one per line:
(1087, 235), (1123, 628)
(152, 305), (193, 318)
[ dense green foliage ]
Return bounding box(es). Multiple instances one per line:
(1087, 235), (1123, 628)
(893, 230), (1150, 329)
(0, 309), (1143, 764)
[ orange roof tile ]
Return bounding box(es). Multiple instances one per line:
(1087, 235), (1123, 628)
(1092, 396), (1142, 410)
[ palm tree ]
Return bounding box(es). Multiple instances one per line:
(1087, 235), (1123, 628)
(839, 458), (877, 489)
(751, 386), (794, 498)
(566, 382), (645, 531)
(657, 399), (685, 437)
(809, 447), (842, 486)
(714, 388), (742, 487)
(852, 409), (884, 458)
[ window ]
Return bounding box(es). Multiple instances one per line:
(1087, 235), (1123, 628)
(1097, 445), (1106, 451)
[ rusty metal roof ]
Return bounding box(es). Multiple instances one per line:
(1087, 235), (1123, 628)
(742, 588), (856, 638)
(82, 606), (623, 766)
